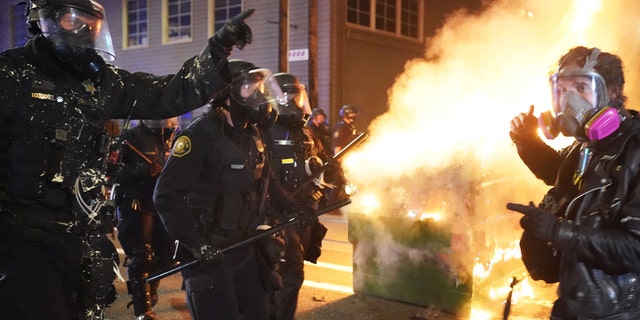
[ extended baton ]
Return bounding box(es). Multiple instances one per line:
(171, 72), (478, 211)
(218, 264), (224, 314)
(146, 198), (352, 282)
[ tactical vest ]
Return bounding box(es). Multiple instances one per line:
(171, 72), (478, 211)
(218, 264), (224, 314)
(187, 115), (267, 235)
(0, 49), (107, 208)
(269, 124), (316, 192)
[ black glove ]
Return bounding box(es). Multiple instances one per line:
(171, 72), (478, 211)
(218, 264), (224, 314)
(506, 201), (559, 242)
(190, 242), (223, 265)
(213, 8), (255, 50)
(288, 205), (318, 228)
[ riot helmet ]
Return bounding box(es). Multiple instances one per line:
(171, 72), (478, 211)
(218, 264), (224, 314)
(28, 0), (115, 62)
(273, 72), (311, 128)
(142, 117), (180, 136)
(339, 105), (359, 123)
(311, 108), (326, 119)
(228, 59), (285, 128)
(541, 47), (624, 141)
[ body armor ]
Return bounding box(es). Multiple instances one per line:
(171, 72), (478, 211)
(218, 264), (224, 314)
(0, 48), (107, 209)
(186, 114), (267, 237)
(269, 123), (317, 192)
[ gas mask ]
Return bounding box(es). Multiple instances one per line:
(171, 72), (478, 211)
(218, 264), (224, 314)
(229, 68), (286, 128)
(539, 48), (620, 141)
(277, 82), (312, 129)
(33, 0), (115, 75)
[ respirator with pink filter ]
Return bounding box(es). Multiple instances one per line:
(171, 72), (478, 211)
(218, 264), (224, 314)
(538, 48), (620, 141)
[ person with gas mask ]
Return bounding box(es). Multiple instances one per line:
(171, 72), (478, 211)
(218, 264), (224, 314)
(0, 0), (256, 318)
(113, 118), (179, 320)
(266, 73), (331, 320)
(507, 46), (640, 319)
(332, 104), (359, 155)
(153, 60), (317, 320)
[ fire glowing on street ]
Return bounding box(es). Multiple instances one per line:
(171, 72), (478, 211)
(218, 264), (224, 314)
(341, 0), (640, 318)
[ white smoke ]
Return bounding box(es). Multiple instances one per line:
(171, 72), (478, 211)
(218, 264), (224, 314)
(345, 0), (640, 318)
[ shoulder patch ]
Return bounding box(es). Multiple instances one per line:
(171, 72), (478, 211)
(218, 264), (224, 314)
(171, 136), (192, 157)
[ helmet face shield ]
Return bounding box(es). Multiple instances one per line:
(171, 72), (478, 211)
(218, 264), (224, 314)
(38, 5), (115, 61)
(279, 83), (311, 116)
(231, 68), (286, 111)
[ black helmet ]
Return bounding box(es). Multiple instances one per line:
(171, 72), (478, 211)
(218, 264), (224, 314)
(339, 105), (358, 118)
(141, 117), (180, 136)
(311, 108), (325, 119)
(227, 59), (285, 128)
(28, 0), (115, 62)
(273, 72), (311, 129)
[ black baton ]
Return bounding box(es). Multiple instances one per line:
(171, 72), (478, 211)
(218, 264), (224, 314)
(146, 198), (352, 282)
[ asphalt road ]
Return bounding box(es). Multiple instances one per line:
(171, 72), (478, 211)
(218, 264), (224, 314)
(103, 208), (561, 320)
(103, 212), (432, 320)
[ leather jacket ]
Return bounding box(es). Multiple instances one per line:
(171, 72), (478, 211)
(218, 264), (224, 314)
(515, 115), (640, 319)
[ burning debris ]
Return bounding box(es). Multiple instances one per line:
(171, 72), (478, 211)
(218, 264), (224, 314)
(340, 1), (640, 318)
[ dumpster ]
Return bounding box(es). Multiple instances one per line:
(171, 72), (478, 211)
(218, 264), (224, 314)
(346, 163), (557, 318)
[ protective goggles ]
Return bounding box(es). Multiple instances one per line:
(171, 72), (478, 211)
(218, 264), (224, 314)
(231, 68), (286, 107)
(38, 6), (115, 60)
(280, 83), (311, 115)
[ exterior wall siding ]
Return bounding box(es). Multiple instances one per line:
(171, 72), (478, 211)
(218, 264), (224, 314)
(0, 0), (471, 131)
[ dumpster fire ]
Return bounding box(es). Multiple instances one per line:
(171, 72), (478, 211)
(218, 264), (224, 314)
(341, 0), (640, 318)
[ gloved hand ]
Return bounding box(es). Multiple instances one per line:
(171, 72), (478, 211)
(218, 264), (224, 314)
(509, 105), (539, 142)
(506, 201), (559, 242)
(190, 242), (223, 265)
(213, 8), (255, 50)
(288, 205), (318, 228)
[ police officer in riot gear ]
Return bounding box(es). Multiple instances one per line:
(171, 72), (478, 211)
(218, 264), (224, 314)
(0, 0), (255, 318)
(333, 104), (359, 155)
(307, 108), (332, 157)
(268, 73), (329, 320)
(114, 118), (179, 320)
(153, 60), (316, 320)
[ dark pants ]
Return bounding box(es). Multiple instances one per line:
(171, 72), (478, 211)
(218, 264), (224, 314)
(117, 200), (175, 316)
(0, 234), (86, 320)
(274, 226), (305, 320)
(182, 245), (271, 320)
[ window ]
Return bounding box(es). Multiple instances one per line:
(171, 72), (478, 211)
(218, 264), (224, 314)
(346, 0), (371, 27)
(125, 0), (148, 48)
(10, 2), (30, 47)
(347, 0), (421, 40)
(214, 0), (242, 33)
(166, 0), (192, 42)
(400, 0), (419, 38)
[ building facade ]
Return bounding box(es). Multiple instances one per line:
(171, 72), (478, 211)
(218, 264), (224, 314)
(0, 0), (480, 131)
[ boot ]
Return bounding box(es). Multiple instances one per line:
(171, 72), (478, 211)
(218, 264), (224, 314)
(127, 277), (155, 319)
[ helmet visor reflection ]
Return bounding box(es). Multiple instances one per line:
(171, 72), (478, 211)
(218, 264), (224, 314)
(231, 68), (286, 108)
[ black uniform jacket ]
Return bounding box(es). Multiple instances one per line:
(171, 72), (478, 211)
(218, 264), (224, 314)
(154, 110), (296, 249)
(514, 116), (640, 319)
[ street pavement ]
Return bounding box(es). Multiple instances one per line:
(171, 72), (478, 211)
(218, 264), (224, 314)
(104, 212), (438, 320)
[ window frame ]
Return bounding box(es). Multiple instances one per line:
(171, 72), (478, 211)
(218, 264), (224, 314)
(123, 0), (149, 49)
(210, 0), (243, 36)
(346, 0), (423, 41)
(163, 0), (193, 44)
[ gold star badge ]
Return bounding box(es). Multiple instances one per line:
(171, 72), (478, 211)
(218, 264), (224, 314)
(171, 136), (191, 157)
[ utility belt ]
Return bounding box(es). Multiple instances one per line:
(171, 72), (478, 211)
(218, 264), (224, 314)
(208, 226), (249, 245)
(0, 202), (85, 247)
